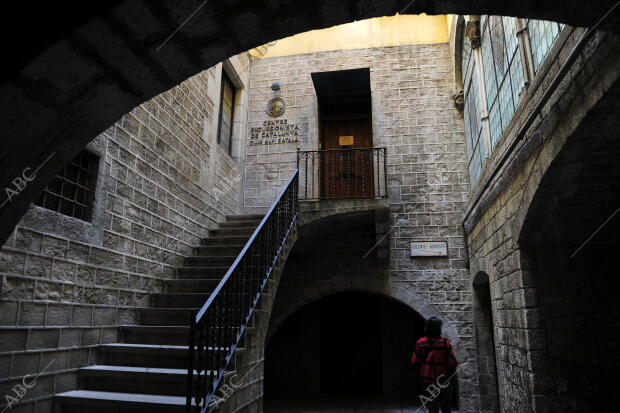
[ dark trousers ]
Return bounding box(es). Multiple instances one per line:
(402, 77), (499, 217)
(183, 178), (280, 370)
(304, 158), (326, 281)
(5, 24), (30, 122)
(424, 382), (452, 413)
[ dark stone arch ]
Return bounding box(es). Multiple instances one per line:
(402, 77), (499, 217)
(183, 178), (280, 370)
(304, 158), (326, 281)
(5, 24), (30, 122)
(471, 271), (501, 413)
(452, 14), (466, 91)
(2, 0), (620, 245)
(472, 269), (489, 286)
(266, 287), (439, 345)
(264, 289), (459, 409)
(514, 78), (620, 410)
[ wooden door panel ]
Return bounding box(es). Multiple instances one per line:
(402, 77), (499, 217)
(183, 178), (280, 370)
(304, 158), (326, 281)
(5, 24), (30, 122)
(322, 121), (373, 199)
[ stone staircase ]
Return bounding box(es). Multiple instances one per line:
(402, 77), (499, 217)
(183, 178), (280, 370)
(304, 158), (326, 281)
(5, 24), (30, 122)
(54, 214), (265, 413)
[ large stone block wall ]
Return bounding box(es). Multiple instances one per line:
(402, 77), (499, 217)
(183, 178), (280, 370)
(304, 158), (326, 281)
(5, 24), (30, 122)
(0, 54), (251, 411)
(463, 26), (620, 413)
(245, 44), (477, 411)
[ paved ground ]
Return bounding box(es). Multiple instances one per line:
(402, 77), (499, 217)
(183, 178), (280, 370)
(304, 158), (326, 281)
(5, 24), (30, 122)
(265, 396), (459, 413)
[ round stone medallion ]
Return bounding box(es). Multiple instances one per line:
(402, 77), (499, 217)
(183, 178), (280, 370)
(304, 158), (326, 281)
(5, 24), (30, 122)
(266, 97), (286, 117)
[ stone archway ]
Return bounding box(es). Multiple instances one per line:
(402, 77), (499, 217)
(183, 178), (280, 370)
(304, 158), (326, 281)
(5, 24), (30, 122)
(264, 284), (469, 411)
(267, 283), (466, 361)
(262, 271), (473, 408)
(263, 291), (427, 408)
(512, 76), (620, 410)
(2, 0), (620, 245)
(472, 271), (501, 413)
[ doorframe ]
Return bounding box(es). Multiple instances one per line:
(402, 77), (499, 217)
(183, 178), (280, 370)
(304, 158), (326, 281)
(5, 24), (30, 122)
(318, 94), (373, 150)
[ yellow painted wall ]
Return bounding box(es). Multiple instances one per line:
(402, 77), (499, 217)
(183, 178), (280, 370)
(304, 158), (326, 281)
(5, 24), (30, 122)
(250, 14), (450, 59)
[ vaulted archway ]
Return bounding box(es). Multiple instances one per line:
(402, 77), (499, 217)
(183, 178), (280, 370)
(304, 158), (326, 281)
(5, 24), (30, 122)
(2, 0), (620, 244)
(515, 77), (620, 410)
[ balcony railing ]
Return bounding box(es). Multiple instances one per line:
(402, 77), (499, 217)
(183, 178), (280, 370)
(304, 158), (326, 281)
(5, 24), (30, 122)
(296, 147), (387, 200)
(186, 170), (298, 413)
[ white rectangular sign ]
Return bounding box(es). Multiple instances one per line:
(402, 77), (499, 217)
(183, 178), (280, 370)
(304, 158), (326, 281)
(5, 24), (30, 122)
(410, 241), (448, 257)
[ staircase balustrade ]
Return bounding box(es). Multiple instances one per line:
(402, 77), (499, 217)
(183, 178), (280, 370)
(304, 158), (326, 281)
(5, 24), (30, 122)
(186, 170), (299, 412)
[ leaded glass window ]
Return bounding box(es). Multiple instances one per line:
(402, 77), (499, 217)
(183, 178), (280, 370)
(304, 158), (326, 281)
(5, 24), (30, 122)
(527, 19), (564, 73)
(480, 16), (526, 148)
(462, 33), (485, 189)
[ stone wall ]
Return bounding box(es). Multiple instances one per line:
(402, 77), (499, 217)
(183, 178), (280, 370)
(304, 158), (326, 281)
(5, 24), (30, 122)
(246, 44), (476, 411)
(462, 25), (620, 413)
(0, 54), (251, 411)
(2, 0), (618, 250)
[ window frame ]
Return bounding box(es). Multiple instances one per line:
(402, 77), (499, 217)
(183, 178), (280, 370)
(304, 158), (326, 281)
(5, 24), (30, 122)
(34, 149), (99, 222)
(217, 69), (236, 155)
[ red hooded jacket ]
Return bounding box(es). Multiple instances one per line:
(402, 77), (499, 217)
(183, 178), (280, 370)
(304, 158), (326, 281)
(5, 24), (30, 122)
(411, 336), (458, 385)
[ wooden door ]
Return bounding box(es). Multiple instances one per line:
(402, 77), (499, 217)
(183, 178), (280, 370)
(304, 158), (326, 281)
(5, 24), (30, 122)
(322, 121), (373, 198)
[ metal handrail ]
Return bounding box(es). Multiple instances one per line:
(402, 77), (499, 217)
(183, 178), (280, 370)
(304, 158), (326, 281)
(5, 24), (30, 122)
(297, 147), (387, 201)
(187, 170), (299, 412)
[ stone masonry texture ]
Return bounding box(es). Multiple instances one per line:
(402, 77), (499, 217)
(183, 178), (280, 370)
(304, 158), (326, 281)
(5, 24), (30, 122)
(245, 43), (476, 412)
(0, 54), (250, 411)
(463, 27), (620, 413)
(2, 0), (620, 247)
(0, 11), (619, 413)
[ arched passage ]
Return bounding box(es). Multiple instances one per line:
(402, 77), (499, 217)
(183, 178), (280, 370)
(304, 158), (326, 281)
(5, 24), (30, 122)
(472, 272), (500, 413)
(265, 291), (427, 409)
(265, 291), (463, 411)
(516, 78), (620, 410)
(2, 1), (620, 244)
(260, 211), (471, 410)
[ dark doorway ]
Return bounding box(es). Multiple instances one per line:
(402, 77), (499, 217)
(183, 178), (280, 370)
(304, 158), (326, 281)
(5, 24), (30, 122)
(264, 291), (427, 408)
(473, 273), (501, 412)
(312, 68), (374, 199)
(319, 292), (382, 395)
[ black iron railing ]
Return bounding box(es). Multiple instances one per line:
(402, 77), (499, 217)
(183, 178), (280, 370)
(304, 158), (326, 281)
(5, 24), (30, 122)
(186, 170), (299, 413)
(296, 148), (387, 200)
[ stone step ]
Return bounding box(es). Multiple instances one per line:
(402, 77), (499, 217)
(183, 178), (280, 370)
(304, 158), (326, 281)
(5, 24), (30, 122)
(193, 244), (245, 256)
(183, 255), (238, 267)
(151, 293), (211, 308)
(80, 365), (203, 397)
(100, 343), (193, 369)
(121, 326), (190, 345)
(219, 220), (260, 229)
(165, 278), (221, 294)
(138, 307), (195, 326)
(226, 214), (264, 222)
(140, 307), (249, 326)
(54, 390), (186, 413)
(209, 226), (256, 237)
(151, 293), (253, 310)
(201, 235), (252, 246)
(176, 266), (229, 278)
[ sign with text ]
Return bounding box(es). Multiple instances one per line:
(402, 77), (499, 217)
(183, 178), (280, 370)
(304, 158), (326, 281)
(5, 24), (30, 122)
(249, 119), (300, 146)
(410, 241), (448, 257)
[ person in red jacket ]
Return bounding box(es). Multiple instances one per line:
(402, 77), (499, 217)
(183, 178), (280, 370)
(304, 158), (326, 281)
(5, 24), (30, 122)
(411, 317), (458, 413)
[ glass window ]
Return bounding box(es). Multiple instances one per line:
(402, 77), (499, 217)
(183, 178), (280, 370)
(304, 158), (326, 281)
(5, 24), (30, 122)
(218, 71), (236, 154)
(462, 16), (564, 191)
(528, 19), (564, 73)
(462, 31), (472, 86)
(480, 16), (525, 148)
(462, 34), (485, 189)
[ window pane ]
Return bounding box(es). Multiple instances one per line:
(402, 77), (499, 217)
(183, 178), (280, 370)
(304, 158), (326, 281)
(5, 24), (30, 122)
(509, 50), (524, 110)
(480, 16), (524, 150)
(462, 36), (485, 190)
(528, 19), (563, 73)
(462, 32), (472, 86)
(218, 72), (235, 154)
(481, 22), (498, 106)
